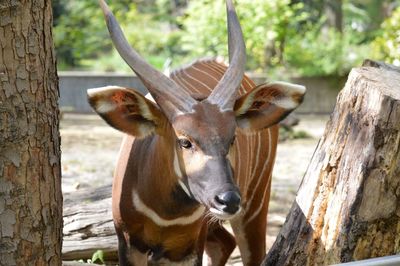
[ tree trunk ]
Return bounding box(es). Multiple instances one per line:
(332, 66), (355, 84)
(0, 1), (62, 265)
(324, 0), (343, 33)
(263, 61), (400, 265)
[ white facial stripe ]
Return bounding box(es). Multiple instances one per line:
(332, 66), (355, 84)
(178, 180), (191, 197)
(132, 190), (205, 227)
(186, 153), (212, 174)
(174, 150), (192, 197)
(174, 150), (183, 178)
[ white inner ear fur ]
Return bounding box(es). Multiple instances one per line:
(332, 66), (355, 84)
(271, 81), (306, 95)
(235, 92), (256, 116)
(236, 81), (305, 115)
(135, 94), (154, 121)
(88, 86), (156, 122)
(94, 100), (118, 114)
(87, 85), (120, 96)
(88, 86), (121, 114)
(268, 81), (306, 109)
(271, 97), (299, 109)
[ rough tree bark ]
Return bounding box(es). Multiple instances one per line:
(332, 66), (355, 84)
(0, 1), (62, 265)
(263, 61), (400, 265)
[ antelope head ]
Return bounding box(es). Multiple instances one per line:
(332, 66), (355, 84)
(88, 0), (305, 220)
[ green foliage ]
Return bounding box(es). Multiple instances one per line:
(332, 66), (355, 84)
(53, 1), (109, 68)
(372, 6), (400, 66)
(53, 0), (400, 76)
(178, 0), (307, 71)
(283, 21), (340, 76)
(91, 249), (105, 264)
(279, 127), (311, 141)
(53, 0), (178, 71)
(283, 20), (370, 77)
(74, 249), (105, 264)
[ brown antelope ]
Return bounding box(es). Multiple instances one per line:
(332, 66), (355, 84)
(87, 0), (305, 265)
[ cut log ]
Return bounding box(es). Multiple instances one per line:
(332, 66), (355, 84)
(263, 62), (400, 265)
(62, 184), (117, 261)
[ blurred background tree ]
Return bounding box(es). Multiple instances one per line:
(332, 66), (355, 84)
(53, 0), (400, 78)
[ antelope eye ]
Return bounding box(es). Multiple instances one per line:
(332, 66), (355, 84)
(178, 138), (192, 149)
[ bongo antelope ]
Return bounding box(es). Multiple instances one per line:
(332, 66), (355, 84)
(87, 0), (305, 265)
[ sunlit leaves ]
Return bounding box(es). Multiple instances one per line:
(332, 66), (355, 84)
(372, 6), (400, 66)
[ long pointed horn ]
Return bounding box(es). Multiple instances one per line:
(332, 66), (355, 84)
(99, 0), (197, 119)
(207, 0), (246, 111)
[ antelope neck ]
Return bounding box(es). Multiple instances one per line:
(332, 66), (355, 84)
(133, 133), (201, 222)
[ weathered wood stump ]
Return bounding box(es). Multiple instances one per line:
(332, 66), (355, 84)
(62, 185), (117, 261)
(263, 62), (400, 265)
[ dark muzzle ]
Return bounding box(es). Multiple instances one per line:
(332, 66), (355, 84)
(215, 190), (241, 214)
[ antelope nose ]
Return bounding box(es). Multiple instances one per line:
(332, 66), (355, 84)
(215, 191), (241, 214)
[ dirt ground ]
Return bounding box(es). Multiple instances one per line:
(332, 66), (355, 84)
(60, 113), (329, 264)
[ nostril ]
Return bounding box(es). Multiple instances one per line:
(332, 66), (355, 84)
(215, 194), (225, 205)
(215, 191), (241, 214)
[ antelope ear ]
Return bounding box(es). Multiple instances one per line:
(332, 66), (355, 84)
(87, 86), (167, 138)
(234, 82), (306, 131)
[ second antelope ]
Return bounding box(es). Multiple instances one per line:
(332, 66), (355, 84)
(88, 0), (305, 265)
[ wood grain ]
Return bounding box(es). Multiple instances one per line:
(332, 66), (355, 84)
(263, 63), (400, 265)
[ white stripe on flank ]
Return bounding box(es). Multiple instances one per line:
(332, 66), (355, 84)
(245, 132), (262, 197)
(171, 71), (196, 94)
(235, 139), (242, 187)
(243, 133), (252, 195)
(175, 70), (202, 93)
(242, 76), (254, 90)
(245, 171), (272, 225)
(192, 64), (221, 84)
(198, 61), (224, 80)
(181, 68), (213, 93)
(207, 62), (247, 95)
(244, 129), (272, 224)
(173, 76), (192, 94)
(132, 190), (205, 227)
